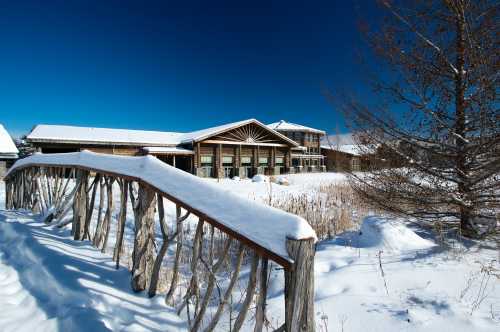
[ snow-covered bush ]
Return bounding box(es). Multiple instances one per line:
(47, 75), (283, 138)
(252, 174), (268, 183)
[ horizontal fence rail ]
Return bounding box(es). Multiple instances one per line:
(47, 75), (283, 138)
(4, 151), (317, 332)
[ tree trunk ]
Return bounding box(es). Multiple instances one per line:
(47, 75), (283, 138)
(131, 182), (156, 292)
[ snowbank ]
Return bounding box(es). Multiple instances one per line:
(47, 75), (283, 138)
(311, 217), (499, 332)
(6, 151), (317, 263)
(357, 217), (436, 252)
(252, 174), (268, 183)
(0, 211), (186, 331)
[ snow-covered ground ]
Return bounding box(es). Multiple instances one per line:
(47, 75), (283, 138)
(0, 210), (187, 332)
(0, 173), (499, 331)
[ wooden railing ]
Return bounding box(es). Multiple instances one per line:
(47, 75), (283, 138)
(4, 151), (316, 332)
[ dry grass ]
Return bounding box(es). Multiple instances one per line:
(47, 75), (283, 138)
(270, 183), (370, 240)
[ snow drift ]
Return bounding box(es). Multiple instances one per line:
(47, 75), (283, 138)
(357, 216), (436, 252)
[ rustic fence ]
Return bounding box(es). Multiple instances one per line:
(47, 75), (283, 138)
(4, 151), (316, 332)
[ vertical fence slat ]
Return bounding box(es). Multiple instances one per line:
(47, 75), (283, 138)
(285, 238), (315, 332)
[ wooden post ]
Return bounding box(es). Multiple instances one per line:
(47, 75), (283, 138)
(114, 179), (129, 268)
(72, 169), (89, 240)
(131, 182), (156, 292)
(101, 177), (115, 253)
(254, 257), (269, 332)
(216, 143), (222, 178)
(285, 238), (315, 332)
(5, 178), (11, 209)
(165, 205), (184, 305)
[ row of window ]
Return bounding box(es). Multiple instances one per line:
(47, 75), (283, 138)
(307, 147), (320, 154)
(201, 155), (284, 167)
(284, 132), (320, 142)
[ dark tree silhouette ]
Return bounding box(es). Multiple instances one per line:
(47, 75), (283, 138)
(334, 0), (499, 238)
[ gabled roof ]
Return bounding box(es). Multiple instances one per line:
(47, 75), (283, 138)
(27, 119), (299, 148)
(0, 124), (19, 158)
(181, 118), (299, 146)
(267, 120), (326, 135)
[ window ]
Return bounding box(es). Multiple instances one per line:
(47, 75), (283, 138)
(351, 158), (360, 171)
(222, 156), (233, 165)
(200, 155), (213, 177)
(201, 156), (213, 166)
(259, 157), (268, 166)
(275, 157), (284, 165)
(241, 157), (252, 165)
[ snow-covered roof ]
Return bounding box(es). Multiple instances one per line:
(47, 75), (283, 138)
(321, 133), (356, 147)
(320, 144), (363, 156)
(267, 120), (326, 135)
(0, 124), (19, 158)
(7, 151), (317, 264)
(143, 146), (194, 155)
(27, 119), (299, 148)
(180, 118), (299, 146)
(320, 134), (378, 156)
(28, 124), (184, 147)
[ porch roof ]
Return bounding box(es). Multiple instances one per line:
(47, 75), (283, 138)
(143, 146), (194, 155)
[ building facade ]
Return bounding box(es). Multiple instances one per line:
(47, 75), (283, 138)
(0, 124), (19, 178)
(266, 120), (326, 173)
(27, 119), (305, 179)
(320, 134), (376, 172)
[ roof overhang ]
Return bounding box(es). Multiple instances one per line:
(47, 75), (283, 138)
(143, 146), (195, 155)
(0, 153), (18, 159)
(291, 154), (325, 158)
(27, 137), (179, 148)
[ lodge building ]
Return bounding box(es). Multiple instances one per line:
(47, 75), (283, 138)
(27, 119), (326, 179)
(267, 120), (326, 172)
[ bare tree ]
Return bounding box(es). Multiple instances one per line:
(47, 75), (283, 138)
(332, 0), (499, 238)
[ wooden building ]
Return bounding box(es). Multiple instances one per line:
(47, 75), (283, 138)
(0, 124), (19, 178)
(26, 119), (299, 178)
(266, 120), (326, 173)
(320, 134), (375, 172)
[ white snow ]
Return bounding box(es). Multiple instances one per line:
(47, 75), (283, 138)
(0, 124), (18, 156)
(320, 134), (378, 156)
(310, 218), (499, 332)
(180, 118), (298, 146)
(28, 124), (185, 146)
(267, 120), (326, 135)
(1, 172), (498, 331)
(27, 119), (299, 148)
(252, 174), (268, 183)
(321, 143), (365, 156)
(7, 151), (317, 262)
(0, 211), (187, 332)
(357, 217), (436, 252)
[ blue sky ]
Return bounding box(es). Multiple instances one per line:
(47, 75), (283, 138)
(0, 0), (380, 137)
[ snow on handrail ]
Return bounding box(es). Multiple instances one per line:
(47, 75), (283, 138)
(6, 151), (317, 266)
